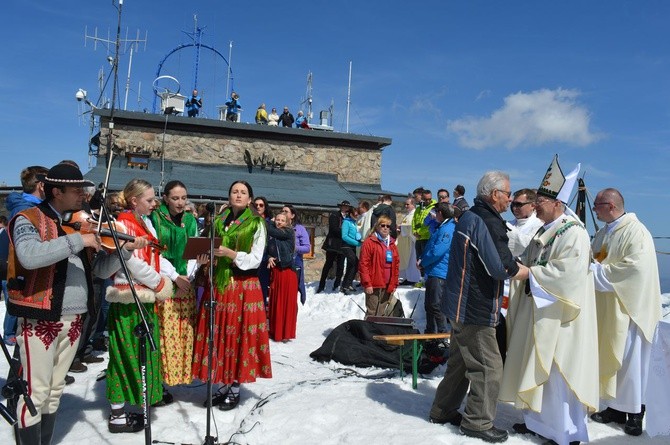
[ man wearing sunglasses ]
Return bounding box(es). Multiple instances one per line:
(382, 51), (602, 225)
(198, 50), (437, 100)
(507, 189), (543, 257)
(589, 188), (661, 436)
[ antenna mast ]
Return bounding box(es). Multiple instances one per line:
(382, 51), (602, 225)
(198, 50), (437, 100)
(85, 25), (147, 110)
(225, 41), (233, 97)
(301, 71), (313, 120)
(346, 61), (352, 133)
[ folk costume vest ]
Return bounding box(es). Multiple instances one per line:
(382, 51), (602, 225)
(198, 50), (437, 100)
(213, 207), (264, 293)
(6, 203), (94, 321)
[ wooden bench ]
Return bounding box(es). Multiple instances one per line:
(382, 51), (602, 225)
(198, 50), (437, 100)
(372, 333), (450, 389)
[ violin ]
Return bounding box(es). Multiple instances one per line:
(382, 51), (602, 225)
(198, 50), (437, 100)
(62, 211), (166, 252)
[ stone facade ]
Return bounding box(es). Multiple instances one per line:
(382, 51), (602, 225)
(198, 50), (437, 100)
(90, 110), (396, 287)
(99, 123), (383, 185)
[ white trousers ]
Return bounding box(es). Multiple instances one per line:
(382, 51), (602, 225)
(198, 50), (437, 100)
(16, 314), (83, 428)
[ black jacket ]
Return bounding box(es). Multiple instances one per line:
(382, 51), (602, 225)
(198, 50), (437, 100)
(279, 112), (295, 127)
(443, 198), (518, 327)
(321, 210), (344, 253)
(266, 222), (295, 269)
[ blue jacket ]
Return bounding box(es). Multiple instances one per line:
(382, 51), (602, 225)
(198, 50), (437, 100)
(423, 208), (439, 235)
(341, 217), (361, 248)
(185, 95), (202, 114)
(421, 218), (455, 279)
(6, 192), (42, 218)
(1, 193), (42, 268)
(443, 198), (519, 327)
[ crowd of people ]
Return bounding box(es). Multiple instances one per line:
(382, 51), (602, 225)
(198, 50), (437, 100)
(314, 163), (662, 445)
(0, 156), (663, 445)
(0, 162), (312, 442)
(182, 87), (310, 129)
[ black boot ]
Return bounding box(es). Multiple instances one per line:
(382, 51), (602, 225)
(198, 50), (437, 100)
(18, 423), (41, 445)
(590, 407), (626, 424)
(40, 413), (57, 445)
(624, 405), (645, 436)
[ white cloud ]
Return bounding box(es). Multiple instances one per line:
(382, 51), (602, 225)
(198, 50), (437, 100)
(447, 88), (600, 150)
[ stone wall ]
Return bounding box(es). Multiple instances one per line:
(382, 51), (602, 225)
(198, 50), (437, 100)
(100, 126), (382, 185)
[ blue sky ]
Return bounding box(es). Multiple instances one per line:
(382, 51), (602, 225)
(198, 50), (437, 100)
(1, 1), (669, 288)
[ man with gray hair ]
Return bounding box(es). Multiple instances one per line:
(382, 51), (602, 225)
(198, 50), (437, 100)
(429, 171), (526, 443)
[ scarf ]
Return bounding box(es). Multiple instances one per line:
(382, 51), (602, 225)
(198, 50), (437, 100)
(213, 207), (264, 293)
(150, 203), (197, 275)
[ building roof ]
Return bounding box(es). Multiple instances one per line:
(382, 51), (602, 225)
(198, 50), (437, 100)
(340, 182), (408, 204)
(94, 110), (392, 151)
(84, 157), (359, 208)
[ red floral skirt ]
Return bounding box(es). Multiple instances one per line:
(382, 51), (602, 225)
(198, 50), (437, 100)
(268, 267), (299, 341)
(192, 277), (272, 385)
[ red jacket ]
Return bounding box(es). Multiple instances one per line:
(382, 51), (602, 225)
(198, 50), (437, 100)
(358, 234), (399, 293)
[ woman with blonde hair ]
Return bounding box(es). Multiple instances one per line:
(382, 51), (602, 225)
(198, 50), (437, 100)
(266, 212), (298, 342)
(358, 215), (400, 316)
(105, 179), (173, 433)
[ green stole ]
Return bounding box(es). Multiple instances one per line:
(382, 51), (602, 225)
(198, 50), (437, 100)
(213, 207), (265, 293)
(150, 203), (197, 275)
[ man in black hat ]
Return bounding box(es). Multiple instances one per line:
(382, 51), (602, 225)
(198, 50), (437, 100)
(6, 163), (148, 444)
(316, 200), (350, 293)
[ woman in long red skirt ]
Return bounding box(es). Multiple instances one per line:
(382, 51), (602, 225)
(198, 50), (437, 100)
(192, 181), (272, 410)
(266, 212), (298, 342)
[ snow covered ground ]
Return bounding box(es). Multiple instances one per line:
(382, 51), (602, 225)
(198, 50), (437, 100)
(1, 285), (669, 444)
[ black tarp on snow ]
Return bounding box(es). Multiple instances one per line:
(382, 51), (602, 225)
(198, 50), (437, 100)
(310, 320), (445, 374)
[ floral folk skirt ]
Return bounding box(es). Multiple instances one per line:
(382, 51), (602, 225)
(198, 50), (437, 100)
(156, 288), (196, 385)
(192, 277), (272, 385)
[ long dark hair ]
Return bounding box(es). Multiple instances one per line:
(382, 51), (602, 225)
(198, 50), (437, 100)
(282, 203), (301, 224)
(228, 180), (253, 197)
(254, 195), (272, 219)
(163, 180), (187, 197)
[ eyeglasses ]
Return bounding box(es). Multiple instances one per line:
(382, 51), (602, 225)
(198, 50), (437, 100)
(496, 189), (512, 197)
(511, 201), (532, 208)
(438, 195), (449, 199)
(593, 202), (611, 208)
(379, 224), (391, 228)
(535, 198), (553, 206)
(254, 203), (265, 208)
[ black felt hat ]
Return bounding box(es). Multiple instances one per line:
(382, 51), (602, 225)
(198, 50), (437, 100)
(338, 200), (351, 207)
(37, 163), (94, 187)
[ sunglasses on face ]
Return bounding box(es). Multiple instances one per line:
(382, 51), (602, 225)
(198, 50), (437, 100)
(379, 224), (391, 228)
(511, 201), (532, 208)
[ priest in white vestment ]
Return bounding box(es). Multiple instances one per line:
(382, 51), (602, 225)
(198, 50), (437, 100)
(397, 197), (421, 284)
(589, 188), (661, 436)
(507, 188), (544, 258)
(500, 156), (599, 445)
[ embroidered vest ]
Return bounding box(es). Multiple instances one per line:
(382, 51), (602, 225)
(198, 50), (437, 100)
(6, 205), (68, 321)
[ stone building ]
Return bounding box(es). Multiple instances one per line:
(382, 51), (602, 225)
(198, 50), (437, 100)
(82, 110), (405, 282)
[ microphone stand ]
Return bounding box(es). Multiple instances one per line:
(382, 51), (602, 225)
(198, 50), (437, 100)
(0, 333), (37, 431)
(98, 200), (156, 445)
(203, 202), (218, 445)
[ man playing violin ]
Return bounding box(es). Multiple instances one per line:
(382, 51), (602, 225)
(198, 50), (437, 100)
(5, 163), (149, 445)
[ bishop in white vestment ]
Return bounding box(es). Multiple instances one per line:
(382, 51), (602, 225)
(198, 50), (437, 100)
(500, 156), (600, 445)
